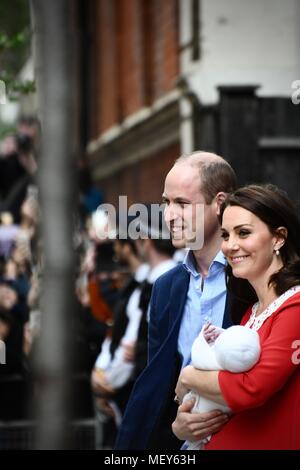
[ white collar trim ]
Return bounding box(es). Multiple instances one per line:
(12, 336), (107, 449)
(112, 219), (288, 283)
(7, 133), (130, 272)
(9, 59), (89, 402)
(245, 286), (300, 331)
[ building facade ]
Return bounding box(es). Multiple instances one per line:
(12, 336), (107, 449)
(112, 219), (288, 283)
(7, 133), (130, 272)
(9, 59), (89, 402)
(80, 0), (300, 204)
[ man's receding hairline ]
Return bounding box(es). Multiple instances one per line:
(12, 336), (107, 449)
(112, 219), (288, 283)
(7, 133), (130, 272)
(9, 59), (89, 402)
(174, 151), (230, 169)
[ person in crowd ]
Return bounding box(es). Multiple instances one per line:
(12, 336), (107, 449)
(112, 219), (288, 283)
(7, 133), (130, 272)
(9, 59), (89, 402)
(115, 151), (237, 450)
(173, 184), (300, 450)
(91, 222), (149, 449)
(0, 279), (29, 374)
(0, 115), (39, 223)
(132, 206), (177, 382)
(92, 209), (176, 448)
(0, 212), (19, 259)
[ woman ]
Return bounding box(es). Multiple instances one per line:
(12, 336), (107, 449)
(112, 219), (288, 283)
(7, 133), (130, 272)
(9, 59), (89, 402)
(173, 184), (300, 449)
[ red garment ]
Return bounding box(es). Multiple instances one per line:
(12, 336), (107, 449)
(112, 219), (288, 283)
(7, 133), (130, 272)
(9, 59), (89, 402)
(205, 292), (300, 450)
(88, 277), (114, 325)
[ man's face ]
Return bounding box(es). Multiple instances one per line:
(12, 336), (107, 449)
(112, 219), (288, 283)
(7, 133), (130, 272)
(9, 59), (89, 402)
(0, 285), (18, 310)
(113, 240), (130, 266)
(162, 163), (219, 250)
(17, 123), (38, 140)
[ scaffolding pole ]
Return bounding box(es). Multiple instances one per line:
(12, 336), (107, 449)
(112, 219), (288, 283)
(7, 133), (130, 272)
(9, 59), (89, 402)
(30, 0), (77, 449)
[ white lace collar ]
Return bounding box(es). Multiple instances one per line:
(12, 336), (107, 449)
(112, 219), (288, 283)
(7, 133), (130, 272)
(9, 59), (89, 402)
(245, 286), (300, 331)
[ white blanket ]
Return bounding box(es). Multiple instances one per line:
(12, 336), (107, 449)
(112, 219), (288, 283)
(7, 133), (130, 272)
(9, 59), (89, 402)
(184, 325), (261, 450)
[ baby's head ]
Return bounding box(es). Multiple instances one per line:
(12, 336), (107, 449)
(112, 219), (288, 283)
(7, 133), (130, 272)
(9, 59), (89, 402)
(215, 325), (260, 372)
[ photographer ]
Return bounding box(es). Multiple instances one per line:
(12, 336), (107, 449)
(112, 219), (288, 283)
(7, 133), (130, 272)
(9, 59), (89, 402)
(0, 115), (39, 223)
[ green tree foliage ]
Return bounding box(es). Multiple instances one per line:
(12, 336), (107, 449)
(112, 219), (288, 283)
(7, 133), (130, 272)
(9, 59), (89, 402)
(0, 0), (35, 100)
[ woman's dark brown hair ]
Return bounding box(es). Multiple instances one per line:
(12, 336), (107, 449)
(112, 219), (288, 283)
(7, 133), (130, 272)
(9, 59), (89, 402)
(219, 184), (300, 323)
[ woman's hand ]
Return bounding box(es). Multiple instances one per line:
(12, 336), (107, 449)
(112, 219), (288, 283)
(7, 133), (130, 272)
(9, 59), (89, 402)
(175, 365), (226, 406)
(172, 399), (230, 442)
(175, 365), (195, 402)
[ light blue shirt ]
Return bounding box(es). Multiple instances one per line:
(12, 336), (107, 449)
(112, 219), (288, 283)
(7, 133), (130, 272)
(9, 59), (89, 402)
(177, 250), (227, 367)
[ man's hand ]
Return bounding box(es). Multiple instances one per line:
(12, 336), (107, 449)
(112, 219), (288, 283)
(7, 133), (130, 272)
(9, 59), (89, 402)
(18, 152), (37, 175)
(172, 399), (229, 442)
(122, 341), (136, 362)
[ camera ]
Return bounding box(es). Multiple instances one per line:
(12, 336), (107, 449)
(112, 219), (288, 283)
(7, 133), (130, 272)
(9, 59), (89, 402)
(15, 133), (33, 154)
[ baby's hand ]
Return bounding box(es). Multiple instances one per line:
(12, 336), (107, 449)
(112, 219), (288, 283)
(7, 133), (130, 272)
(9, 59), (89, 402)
(203, 323), (223, 344)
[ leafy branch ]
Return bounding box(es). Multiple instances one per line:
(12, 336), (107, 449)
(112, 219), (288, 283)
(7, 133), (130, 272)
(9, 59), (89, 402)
(0, 28), (35, 101)
(0, 31), (28, 51)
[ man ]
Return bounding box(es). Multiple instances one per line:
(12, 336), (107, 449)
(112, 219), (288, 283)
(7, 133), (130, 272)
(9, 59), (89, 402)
(0, 115), (39, 223)
(91, 210), (176, 447)
(115, 151), (237, 450)
(132, 211), (177, 380)
(91, 223), (149, 449)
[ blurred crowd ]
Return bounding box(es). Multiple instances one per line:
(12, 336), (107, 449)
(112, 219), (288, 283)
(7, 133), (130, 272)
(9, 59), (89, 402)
(0, 116), (40, 420)
(76, 206), (183, 448)
(0, 116), (183, 449)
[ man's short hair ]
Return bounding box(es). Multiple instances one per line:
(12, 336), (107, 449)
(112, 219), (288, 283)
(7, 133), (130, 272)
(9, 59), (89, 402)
(175, 151), (237, 204)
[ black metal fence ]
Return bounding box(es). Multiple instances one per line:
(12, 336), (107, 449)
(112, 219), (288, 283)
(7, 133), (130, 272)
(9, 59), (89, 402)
(0, 419), (96, 450)
(0, 372), (96, 449)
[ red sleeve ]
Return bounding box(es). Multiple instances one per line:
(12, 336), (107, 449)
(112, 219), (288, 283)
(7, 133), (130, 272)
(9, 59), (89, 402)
(218, 297), (300, 412)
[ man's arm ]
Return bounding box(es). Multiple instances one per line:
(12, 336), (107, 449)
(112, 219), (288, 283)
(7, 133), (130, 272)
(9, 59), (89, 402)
(148, 281), (163, 362)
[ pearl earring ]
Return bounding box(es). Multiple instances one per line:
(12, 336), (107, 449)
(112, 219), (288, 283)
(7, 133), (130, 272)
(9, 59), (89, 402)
(275, 249), (280, 256)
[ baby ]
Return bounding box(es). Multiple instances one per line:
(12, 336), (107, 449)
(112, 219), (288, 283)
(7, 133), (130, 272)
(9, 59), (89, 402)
(183, 323), (261, 450)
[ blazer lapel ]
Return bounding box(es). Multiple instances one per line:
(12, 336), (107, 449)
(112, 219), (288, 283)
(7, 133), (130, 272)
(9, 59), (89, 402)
(222, 291), (233, 328)
(168, 265), (231, 330)
(168, 266), (190, 333)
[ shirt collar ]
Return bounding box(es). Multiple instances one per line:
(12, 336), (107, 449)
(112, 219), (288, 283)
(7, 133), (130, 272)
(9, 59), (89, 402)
(183, 249), (227, 278)
(214, 250), (227, 267)
(134, 263), (150, 282)
(147, 259), (177, 284)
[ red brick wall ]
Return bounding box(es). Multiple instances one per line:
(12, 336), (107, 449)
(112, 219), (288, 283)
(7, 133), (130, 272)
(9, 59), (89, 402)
(152, 0), (179, 100)
(117, 0), (146, 118)
(97, 143), (180, 206)
(91, 0), (179, 135)
(95, 0), (119, 133)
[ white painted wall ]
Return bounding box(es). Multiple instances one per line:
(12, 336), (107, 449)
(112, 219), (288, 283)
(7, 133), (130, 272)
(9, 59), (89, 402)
(180, 0), (300, 104)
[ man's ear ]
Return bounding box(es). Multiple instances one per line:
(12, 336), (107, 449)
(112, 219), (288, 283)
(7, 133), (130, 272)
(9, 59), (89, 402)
(215, 192), (227, 216)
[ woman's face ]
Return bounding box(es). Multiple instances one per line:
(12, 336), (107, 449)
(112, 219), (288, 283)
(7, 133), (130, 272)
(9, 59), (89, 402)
(221, 205), (282, 282)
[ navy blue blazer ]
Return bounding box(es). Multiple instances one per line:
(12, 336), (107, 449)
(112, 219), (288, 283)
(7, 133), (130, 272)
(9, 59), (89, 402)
(115, 264), (232, 450)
